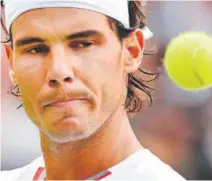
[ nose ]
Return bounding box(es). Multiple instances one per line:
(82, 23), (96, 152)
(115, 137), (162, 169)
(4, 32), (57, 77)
(48, 76), (72, 87)
(46, 45), (75, 88)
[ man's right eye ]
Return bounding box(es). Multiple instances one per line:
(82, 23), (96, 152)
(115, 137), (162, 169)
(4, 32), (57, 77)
(26, 45), (49, 54)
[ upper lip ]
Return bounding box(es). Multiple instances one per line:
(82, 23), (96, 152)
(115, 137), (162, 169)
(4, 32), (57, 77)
(41, 95), (88, 108)
(46, 99), (86, 107)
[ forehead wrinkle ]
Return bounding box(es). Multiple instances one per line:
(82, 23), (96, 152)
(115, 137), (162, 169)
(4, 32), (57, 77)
(30, 14), (63, 42)
(12, 7), (115, 44)
(13, 17), (62, 43)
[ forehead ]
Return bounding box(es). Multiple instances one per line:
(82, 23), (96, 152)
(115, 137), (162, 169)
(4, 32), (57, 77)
(11, 7), (112, 39)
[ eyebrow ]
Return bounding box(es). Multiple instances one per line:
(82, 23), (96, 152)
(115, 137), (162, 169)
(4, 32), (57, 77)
(14, 30), (103, 48)
(15, 37), (45, 47)
(66, 30), (102, 40)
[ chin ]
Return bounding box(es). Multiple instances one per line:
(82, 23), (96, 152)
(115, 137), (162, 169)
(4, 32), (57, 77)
(40, 125), (99, 143)
(46, 132), (91, 143)
(39, 113), (106, 143)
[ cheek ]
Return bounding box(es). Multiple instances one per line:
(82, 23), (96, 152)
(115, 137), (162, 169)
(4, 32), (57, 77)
(13, 55), (46, 94)
(101, 62), (125, 109)
(13, 56), (46, 122)
(76, 45), (125, 109)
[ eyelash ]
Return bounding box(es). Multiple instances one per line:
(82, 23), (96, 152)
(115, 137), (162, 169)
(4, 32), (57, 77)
(26, 45), (49, 55)
(25, 41), (94, 55)
(69, 41), (94, 49)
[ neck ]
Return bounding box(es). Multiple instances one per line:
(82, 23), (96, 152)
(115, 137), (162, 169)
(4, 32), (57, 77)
(40, 108), (142, 180)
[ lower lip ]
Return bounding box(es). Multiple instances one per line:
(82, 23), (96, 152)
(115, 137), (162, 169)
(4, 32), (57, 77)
(50, 100), (87, 108)
(53, 116), (79, 126)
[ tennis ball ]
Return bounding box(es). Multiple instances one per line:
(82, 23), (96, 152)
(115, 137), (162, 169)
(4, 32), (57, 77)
(163, 31), (212, 91)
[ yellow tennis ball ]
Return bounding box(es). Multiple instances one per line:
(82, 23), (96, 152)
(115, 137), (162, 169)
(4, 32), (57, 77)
(163, 31), (212, 90)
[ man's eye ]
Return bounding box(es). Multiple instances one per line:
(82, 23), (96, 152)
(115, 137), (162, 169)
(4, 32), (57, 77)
(70, 41), (94, 49)
(26, 45), (49, 54)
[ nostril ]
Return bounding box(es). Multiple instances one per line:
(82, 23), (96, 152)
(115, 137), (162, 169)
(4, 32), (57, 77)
(64, 77), (72, 83)
(49, 79), (58, 86)
(48, 77), (72, 87)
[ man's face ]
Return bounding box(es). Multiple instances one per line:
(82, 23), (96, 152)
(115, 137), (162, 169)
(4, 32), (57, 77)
(9, 8), (140, 143)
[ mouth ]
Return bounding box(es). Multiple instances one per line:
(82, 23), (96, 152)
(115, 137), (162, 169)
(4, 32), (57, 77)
(44, 99), (88, 108)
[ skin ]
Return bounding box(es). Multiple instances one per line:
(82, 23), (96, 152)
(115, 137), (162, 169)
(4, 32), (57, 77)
(5, 7), (145, 180)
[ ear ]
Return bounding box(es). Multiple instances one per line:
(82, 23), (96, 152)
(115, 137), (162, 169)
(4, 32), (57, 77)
(4, 44), (17, 84)
(4, 43), (13, 67)
(123, 29), (144, 73)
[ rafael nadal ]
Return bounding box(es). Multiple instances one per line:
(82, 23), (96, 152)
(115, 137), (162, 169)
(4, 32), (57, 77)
(1, 0), (185, 180)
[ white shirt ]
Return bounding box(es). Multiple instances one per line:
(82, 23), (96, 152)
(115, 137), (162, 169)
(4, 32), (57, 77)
(0, 149), (186, 180)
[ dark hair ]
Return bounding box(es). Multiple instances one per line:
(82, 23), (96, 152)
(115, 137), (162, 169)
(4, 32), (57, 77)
(1, 1), (158, 113)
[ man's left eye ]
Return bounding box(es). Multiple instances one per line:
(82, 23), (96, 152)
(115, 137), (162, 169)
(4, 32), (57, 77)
(70, 41), (94, 49)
